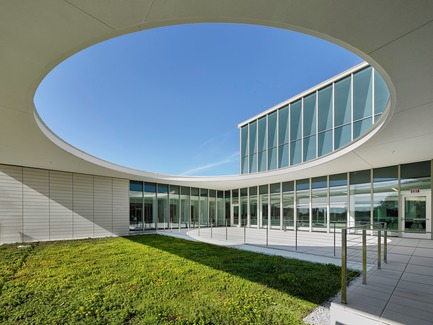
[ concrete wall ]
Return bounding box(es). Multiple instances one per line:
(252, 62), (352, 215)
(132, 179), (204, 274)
(0, 164), (129, 244)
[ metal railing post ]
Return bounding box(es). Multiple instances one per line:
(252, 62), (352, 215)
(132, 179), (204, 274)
(225, 219), (228, 241)
(333, 222), (336, 257)
(243, 222), (246, 243)
(295, 220), (298, 251)
(384, 223), (388, 264)
(377, 224), (382, 270)
(266, 224), (269, 246)
(211, 219), (213, 239)
(341, 228), (347, 304)
(362, 228), (367, 284)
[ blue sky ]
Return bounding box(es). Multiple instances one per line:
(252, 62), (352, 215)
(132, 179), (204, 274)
(34, 23), (361, 176)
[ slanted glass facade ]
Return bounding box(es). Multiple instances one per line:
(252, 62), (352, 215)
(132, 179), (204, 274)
(239, 64), (390, 174)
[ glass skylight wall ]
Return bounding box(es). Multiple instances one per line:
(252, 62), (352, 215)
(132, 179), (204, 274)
(240, 64), (390, 174)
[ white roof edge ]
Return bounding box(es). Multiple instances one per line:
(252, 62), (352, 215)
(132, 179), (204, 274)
(237, 61), (369, 128)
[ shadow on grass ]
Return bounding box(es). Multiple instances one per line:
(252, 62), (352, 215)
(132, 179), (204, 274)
(126, 234), (356, 305)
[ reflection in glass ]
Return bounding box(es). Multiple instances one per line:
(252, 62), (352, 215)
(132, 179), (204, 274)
(260, 185), (268, 228)
(232, 189), (239, 225)
(318, 130), (332, 156)
(296, 179), (310, 228)
(240, 188), (248, 226)
(290, 139), (302, 165)
(404, 196), (427, 233)
(318, 85), (333, 132)
(290, 100), (302, 141)
(180, 186), (190, 228)
(158, 184), (168, 228)
(353, 118), (372, 139)
(282, 181), (294, 228)
(270, 183), (280, 227)
(350, 170), (371, 227)
(353, 67), (372, 121)
(303, 93), (316, 137)
(334, 76), (351, 126)
(374, 70), (390, 116)
(373, 166), (398, 232)
(190, 188), (199, 227)
(334, 124), (351, 149)
(312, 177), (327, 230)
(217, 191), (224, 226)
(330, 174), (347, 228)
(144, 182), (157, 229)
(249, 186), (258, 226)
(130, 181), (143, 231)
(169, 185), (180, 228)
(303, 135), (316, 162)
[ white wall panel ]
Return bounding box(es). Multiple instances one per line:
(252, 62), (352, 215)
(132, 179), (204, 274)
(0, 164), (23, 243)
(94, 176), (113, 237)
(73, 173), (94, 239)
(23, 168), (49, 242)
(49, 171), (73, 240)
(113, 178), (129, 236)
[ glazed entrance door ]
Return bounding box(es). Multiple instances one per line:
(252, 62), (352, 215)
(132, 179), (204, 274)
(401, 193), (431, 238)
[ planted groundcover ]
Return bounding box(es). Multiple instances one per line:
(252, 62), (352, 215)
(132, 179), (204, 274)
(0, 235), (355, 324)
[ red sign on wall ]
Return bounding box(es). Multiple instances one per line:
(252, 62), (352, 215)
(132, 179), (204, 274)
(411, 188), (420, 193)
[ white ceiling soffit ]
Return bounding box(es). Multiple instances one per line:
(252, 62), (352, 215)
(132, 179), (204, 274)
(0, 1), (433, 190)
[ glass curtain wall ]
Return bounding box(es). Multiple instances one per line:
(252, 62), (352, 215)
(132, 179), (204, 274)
(232, 189), (239, 225)
(157, 184), (169, 229)
(180, 186), (190, 228)
(329, 173), (348, 229)
(290, 100), (302, 165)
(334, 76), (352, 149)
(249, 121), (257, 173)
(190, 188), (199, 228)
(259, 185), (269, 228)
(144, 182), (157, 229)
(129, 181), (143, 231)
(200, 189), (208, 227)
(296, 179), (310, 229)
(318, 85), (333, 156)
(217, 191), (224, 226)
(270, 183), (281, 227)
(278, 106), (289, 168)
(249, 186), (258, 227)
(303, 93), (317, 162)
(268, 111), (278, 170)
(169, 185), (180, 229)
(373, 166), (398, 232)
(209, 190), (216, 226)
(282, 181), (294, 229)
(240, 188), (248, 226)
(374, 69), (390, 120)
(312, 176), (327, 230)
(241, 125), (248, 174)
(225, 191), (231, 226)
(353, 67), (373, 139)
(349, 170), (371, 228)
(258, 116), (267, 172)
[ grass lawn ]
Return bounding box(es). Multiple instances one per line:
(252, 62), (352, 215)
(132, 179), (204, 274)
(0, 234), (349, 324)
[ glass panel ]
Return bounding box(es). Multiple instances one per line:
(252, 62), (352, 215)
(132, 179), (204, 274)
(260, 185), (268, 227)
(249, 153), (257, 173)
(190, 189), (199, 227)
(157, 187), (168, 229)
(241, 125), (248, 157)
(349, 170), (371, 227)
(144, 190), (157, 229)
(268, 147), (277, 170)
(217, 191), (224, 226)
(296, 179), (310, 228)
(282, 181), (294, 228)
(373, 166), (398, 231)
(249, 186), (258, 226)
(130, 180), (143, 192)
(318, 130), (332, 157)
(318, 85), (333, 132)
(303, 93), (316, 137)
(312, 177), (327, 229)
(290, 100), (302, 141)
(180, 187), (190, 228)
(200, 189), (208, 227)
(353, 67), (372, 121)
(130, 189), (143, 231)
(278, 144), (288, 168)
(334, 124), (351, 149)
(249, 121), (257, 154)
(241, 156), (248, 174)
(278, 106), (289, 145)
(353, 117), (372, 139)
(290, 139), (302, 165)
(334, 76), (352, 126)
(374, 70), (390, 115)
(268, 111), (277, 148)
(405, 196), (427, 233)
(258, 116), (267, 152)
(401, 161), (431, 193)
(240, 188), (248, 226)
(258, 150), (266, 172)
(330, 174), (347, 229)
(225, 191), (231, 225)
(270, 183), (280, 227)
(169, 185), (180, 228)
(303, 135), (316, 162)
(209, 193), (216, 226)
(233, 189), (239, 225)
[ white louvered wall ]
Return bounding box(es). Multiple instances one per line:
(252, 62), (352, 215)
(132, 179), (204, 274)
(0, 164), (129, 244)
(0, 165), (23, 243)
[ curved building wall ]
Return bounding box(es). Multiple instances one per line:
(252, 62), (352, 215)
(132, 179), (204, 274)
(239, 64), (390, 174)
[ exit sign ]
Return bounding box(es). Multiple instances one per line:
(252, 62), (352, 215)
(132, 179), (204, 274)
(411, 189), (420, 193)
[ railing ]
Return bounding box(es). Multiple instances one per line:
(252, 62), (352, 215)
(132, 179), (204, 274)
(340, 222), (387, 304)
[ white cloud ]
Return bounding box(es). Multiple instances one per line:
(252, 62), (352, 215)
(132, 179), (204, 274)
(181, 152), (239, 176)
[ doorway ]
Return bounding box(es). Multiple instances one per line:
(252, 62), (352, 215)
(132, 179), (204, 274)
(401, 192), (431, 238)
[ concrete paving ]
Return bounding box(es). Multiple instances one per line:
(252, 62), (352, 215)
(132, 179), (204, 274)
(158, 227), (433, 325)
